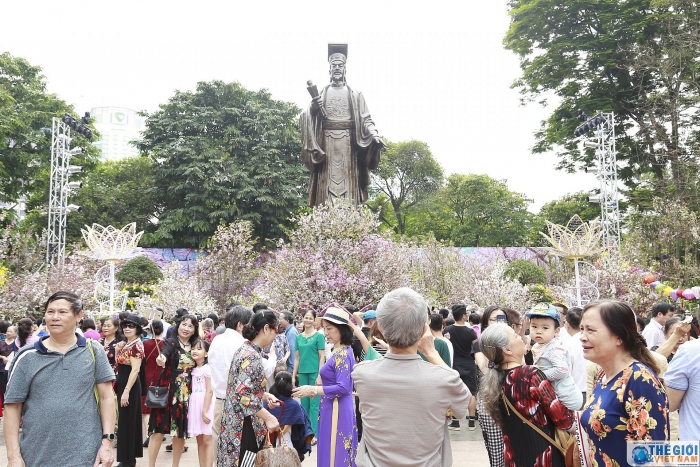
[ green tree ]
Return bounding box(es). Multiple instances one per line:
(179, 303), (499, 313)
(137, 81), (307, 248)
(438, 174), (533, 247)
(0, 52), (96, 206)
(68, 157), (157, 244)
(529, 191), (601, 244)
(370, 140), (443, 234)
(504, 0), (700, 200)
(504, 259), (546, 285)
(117, 256), (163, 285)
(21, 157), (155, 246)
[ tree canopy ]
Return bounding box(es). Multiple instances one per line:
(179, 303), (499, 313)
(370, 140), (443, 234)
(437, 174), (533, 247)
(0, 52), (96, 207)
(137, 80), (308, 248)
(66, 157), (158, 245)
(504, 0), (700, 199)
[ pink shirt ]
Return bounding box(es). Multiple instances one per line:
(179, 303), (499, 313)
(14, 335), (40, 349)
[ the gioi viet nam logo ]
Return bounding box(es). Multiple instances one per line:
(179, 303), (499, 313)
(627, 441), (700, 467)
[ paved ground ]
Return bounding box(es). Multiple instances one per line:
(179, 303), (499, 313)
(0, 416), (489, 466)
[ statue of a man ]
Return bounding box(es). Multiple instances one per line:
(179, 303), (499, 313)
(300, 44), (386, 206)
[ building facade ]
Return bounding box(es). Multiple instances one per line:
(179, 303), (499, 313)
(0, 196), (27, 220)
(90, 106), (145, 160)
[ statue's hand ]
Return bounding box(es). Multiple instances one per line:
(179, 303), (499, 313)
(373, 136), (386, 149)
(311, 96), (322, 112)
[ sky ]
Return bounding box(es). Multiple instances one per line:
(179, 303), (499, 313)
(1, 0), (595, 212)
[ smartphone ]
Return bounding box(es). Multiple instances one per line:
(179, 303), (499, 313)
(496, 315), (508, 324)
(41, 318), (46, 326)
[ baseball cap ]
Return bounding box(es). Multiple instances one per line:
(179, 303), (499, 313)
(363, 310), (377, 320)
(525, 302), (561, 326)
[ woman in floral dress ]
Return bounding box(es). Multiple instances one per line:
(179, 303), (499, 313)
(580, 300), (668, 466)
(293, 307), (357, 467)
(217, 310), (281, 467)
(479, 322), (574, 467)
(115, 314), (145, 467)
(147, 314), (199, 467)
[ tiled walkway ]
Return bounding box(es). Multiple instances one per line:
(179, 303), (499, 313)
(0, 416), (490, 466)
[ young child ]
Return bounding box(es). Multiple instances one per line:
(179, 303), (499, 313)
(266, 371), (315, 461)
(525, 303), (583, 411)
(187, 339), (214, 467)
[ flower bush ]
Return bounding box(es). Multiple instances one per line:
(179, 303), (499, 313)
(1, 252), (102, 320)
(408, 237), (471, 306)
(460, 255), (534, 312)
(254, 203), (412, 310)
(594, 252), (659, 313)
(194, 221), (258, 311)
(122, 284), (155, 310)
(0, 203), (675, 322)
(133, 261), (218, 319)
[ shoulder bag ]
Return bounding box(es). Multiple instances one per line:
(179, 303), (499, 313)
(87, 339), (119, 430)
(254, 400), (301, 466)
(501, 391), (580, 467)
(145, 342), (169, 409)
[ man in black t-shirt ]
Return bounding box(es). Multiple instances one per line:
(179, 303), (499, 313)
(443, 304), (478, 430)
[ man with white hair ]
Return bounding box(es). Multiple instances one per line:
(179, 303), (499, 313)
(352, 287), (471, 467)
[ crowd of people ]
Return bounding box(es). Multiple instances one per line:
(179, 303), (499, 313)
(1, 289), (699, 467)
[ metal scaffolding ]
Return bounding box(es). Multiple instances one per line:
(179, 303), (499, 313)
(586, 113), (621, 250)
(46, 118), (72, 266)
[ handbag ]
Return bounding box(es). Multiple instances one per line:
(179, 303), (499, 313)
(501, 391), (580, 467)
(255, 400), (301, 467)
(140, 339), (162, 397)
(255, 428), (301, 467)
(145, 343), (169, 409)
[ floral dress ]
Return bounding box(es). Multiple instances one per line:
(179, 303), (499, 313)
(217, 340), (268, 467)
(100, 337), (123, 373)
(580, 361), (668, 467)
(148, 338), (195, 438)
(317, 346), (357, 467)
(115, 339), (145, 463)
(499, 365), (574, 467)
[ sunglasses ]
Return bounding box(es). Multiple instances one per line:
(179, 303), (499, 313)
(121, 323), (137, 329)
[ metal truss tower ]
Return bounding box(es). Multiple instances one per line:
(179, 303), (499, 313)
(47, 118), (71, 266)
(588, 113), (621, 250)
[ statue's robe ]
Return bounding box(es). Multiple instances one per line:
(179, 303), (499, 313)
(300, 84), (382, 206)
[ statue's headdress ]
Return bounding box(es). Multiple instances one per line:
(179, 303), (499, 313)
(328, 43), (348, 64)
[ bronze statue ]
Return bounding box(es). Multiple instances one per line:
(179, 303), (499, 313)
(300, 44), (386, 207)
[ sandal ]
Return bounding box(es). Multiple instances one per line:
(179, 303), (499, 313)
(165, 444), (188, 453)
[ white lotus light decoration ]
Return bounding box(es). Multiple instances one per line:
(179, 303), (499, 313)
(540, 215), (604, 259)
(82, 223), (143, 262)
(82, 223), (144, 313)
(539, 215), (601, 306)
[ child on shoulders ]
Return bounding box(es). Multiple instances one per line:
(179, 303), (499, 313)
(525, 303), (583, 412)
